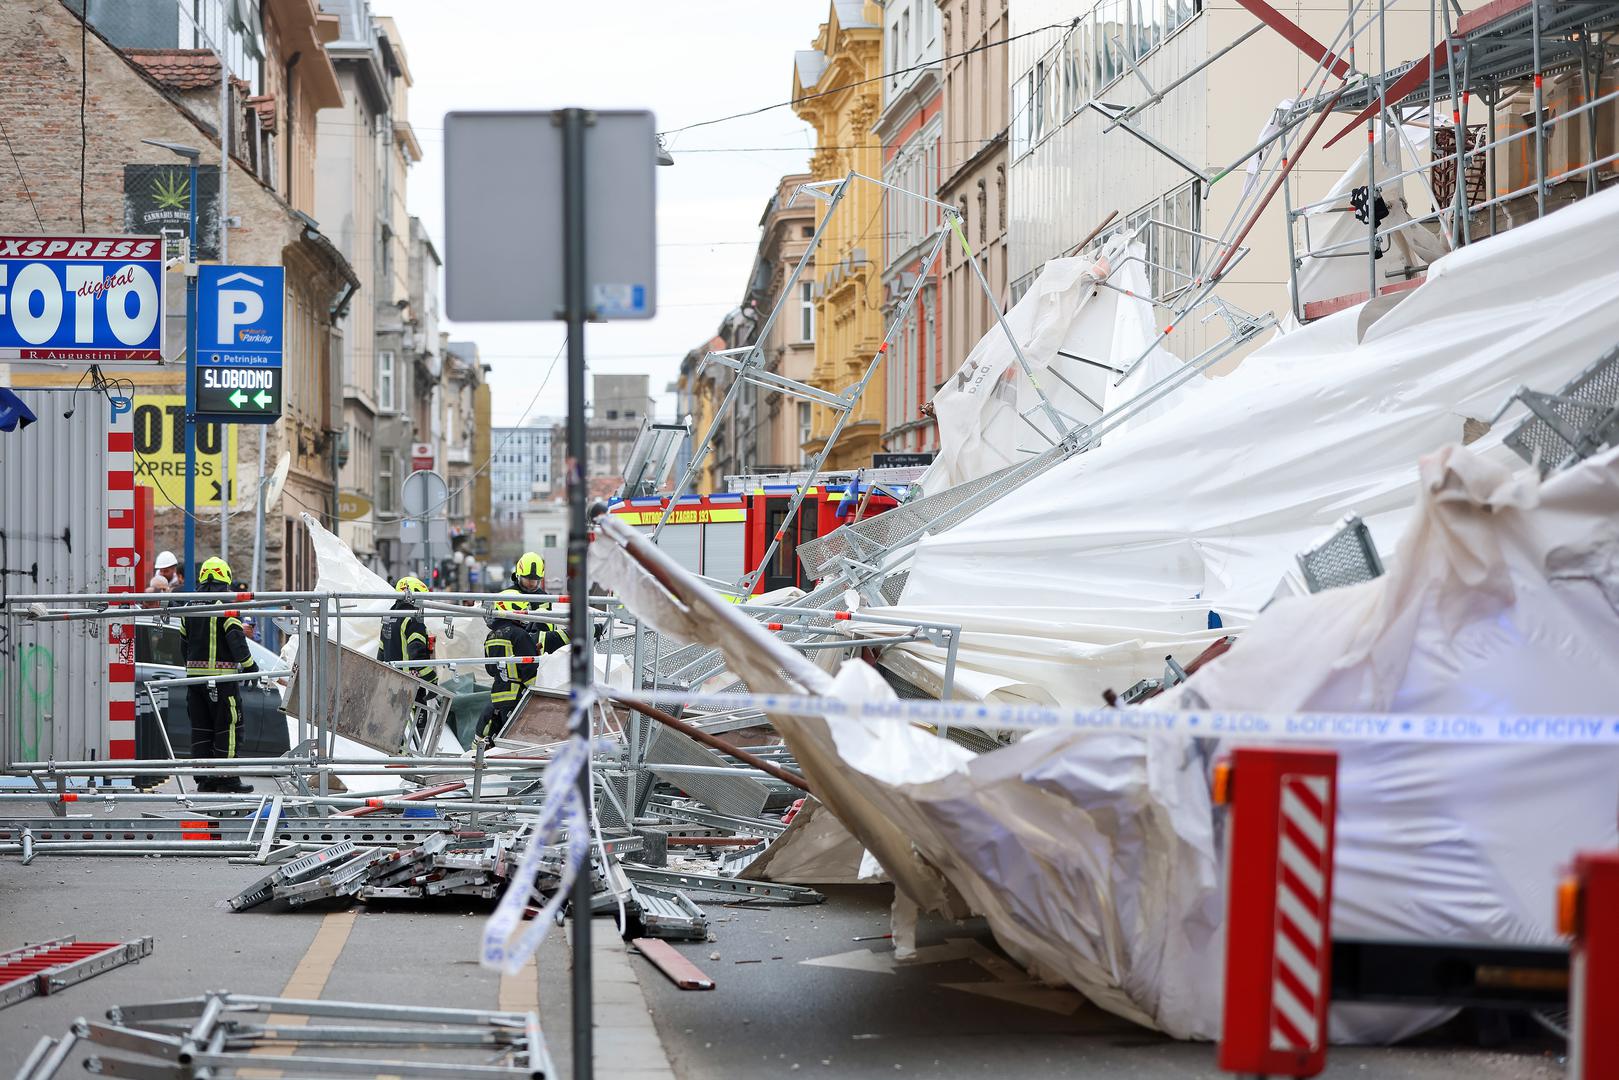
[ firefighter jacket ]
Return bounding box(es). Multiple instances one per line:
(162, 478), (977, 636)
(378, 600), (438, 684)
(180, 580), (258, 680)
(484, 616), (539, 706)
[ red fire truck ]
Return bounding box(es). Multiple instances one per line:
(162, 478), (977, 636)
(605, 478), (903, 593)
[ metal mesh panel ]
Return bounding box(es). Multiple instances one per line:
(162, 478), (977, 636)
(796, 460), (1027, 580)
(1503, 344), (1619, 477)
(1297, 516), (1383, 593)
(879, 570), (911, 606)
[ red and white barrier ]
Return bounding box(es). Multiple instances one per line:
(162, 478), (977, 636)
(1216, 747), (1338, 1078)
(105, 412), (136, 759)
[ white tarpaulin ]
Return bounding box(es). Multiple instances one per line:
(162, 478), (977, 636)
(1165, 442), (1619, 1040)
(921, 236), (1186, 493)
(889, 185), (1619, 707)
(595, 188), (1619, 1043)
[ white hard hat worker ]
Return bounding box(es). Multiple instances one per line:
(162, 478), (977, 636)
(149, 550), (181, 594)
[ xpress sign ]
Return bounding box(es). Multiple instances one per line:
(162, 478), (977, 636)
(0, 234), (165, 362)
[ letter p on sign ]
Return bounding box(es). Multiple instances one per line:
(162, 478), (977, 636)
(216, 288), (263, 346)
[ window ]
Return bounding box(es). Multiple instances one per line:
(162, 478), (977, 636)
(594, 443), (606, 464)
(800, 282), (815, 342)
(801, 225), (814, 239)
(377, 350), (395, 412)
(378, 452), (394, 512)
(605, 409), (618, 420)
(544, 533), (558, 547)
(797, 402), (811, 459)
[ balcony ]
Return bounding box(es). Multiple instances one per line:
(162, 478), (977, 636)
(446, 444), (472, 465)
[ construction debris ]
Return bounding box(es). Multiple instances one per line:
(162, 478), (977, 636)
(0, 937), (153, 1011)
(15, 990), (553, 1079)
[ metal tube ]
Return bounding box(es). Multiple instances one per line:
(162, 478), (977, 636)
(740, 223), (952, 594)
(653, 175), (850, 540)
(1531, 0), (1545, 217)
(184, 154), (199, 584)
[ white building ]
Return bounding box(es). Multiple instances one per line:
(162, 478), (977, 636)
(489, 419), (558, 559)
(519, 502), (569, 592)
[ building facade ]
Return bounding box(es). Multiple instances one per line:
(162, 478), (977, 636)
(488, 421), (557, 563)
(937, 0), (1010, 380)
(3, 0), (352, 591)
(316, 0), (422, 569)
(549, 373), (655, 500)
(792, 1), (887, 470)
(745, 174), (817, 471)
(875, 0), (944, 453)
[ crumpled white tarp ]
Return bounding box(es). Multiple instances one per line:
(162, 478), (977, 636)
(280, 514), (476, 780)
(921, 236), (1185, 493)
(891, 185), (1619, 706)
(1164, 443), (1619, 1040)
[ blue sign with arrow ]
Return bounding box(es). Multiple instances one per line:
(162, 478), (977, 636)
(196, 264), (284, 423)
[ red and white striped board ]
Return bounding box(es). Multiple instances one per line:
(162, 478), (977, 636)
(1219, 747), (1338, 1078)
(1270, 774), (1331, 1054)
(105, 413), (136, 759)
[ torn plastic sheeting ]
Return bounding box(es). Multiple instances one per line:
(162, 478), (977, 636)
(591, 517), (967, 923)
(898, 184), (1619, 642)
(738, 797), (873, 886)
(592, 513), (1216, 1036)
(1163, 442), (1619, 1043)
(920, 237), (1186, 495)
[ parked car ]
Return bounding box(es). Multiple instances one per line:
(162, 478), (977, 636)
(132, 617), (290, 766)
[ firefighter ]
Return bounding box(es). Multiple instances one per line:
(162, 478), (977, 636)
(477, 553), (568, 739)
(180, 556), (257, 793)
(515, 552), (569, 648)
(378, 575), (438, 687)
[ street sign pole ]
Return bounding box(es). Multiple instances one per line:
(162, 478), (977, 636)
(560, 105), (593, 1080)
(183, 154), (199, 585)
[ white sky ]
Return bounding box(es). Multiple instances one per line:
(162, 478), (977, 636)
(372, 1), (835, 426)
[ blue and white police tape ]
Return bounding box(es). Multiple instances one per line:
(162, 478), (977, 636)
(481, 734), (592, 975)
(616, 689), (1619, 747)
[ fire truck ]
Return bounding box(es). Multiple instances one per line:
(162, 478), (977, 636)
(605, 471), (912, 594)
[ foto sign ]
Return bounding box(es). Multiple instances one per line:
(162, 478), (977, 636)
(443, 110), (656, 322)
(196, 264), (284, 423)
(0, 234), (164, 363)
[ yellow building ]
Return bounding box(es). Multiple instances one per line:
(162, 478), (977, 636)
(792, 1), (885, 470)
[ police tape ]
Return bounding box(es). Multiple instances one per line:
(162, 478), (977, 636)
(481, 733), (590, 975)
(615, 689), (1619, 747)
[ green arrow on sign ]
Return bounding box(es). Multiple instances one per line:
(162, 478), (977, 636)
(229, 389), (247, 408)
(253, 389), (273, 408)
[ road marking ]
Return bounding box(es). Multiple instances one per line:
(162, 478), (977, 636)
(498, 953), (540, 1013)
(238, 910), (359, 1079)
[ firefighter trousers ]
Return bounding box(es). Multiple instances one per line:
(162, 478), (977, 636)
(477, 701), (512, 741)
(187, 683), (244, 760)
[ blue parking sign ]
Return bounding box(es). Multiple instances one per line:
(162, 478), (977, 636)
(196, 265), (284, 423)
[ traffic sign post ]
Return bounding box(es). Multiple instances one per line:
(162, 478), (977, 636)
(445, 106), (657, 1080)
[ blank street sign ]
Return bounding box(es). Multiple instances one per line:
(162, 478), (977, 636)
(443, 110), (657, 323)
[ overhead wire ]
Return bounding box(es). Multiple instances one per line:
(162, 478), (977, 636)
(657, 17), (1079, 137)
(0, 117), (44, 230)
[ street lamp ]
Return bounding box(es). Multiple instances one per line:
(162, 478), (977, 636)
(141, 137), (203, 587)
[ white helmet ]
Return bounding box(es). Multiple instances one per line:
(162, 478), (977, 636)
(155, 550), (179, 570)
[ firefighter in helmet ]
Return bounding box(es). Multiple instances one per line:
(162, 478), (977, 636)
(379, 576), (438, 731)
(180, 556), (257, 792)
(477, 553), (568, 739)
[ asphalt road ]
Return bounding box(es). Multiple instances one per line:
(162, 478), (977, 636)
(0, 838), (1569, 1079)
(631, 883), (1568, 1080)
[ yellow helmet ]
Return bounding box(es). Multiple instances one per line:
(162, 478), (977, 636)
(396, 575), (429, 593)
(513, 552), (544, 582)
(198, 556), (232, 584)
(493, 589), (530, 615)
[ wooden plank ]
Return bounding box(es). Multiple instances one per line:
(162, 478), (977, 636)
(630, 937), (716, 991)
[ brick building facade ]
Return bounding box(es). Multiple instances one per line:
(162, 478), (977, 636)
(0, 0), (355, 591)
